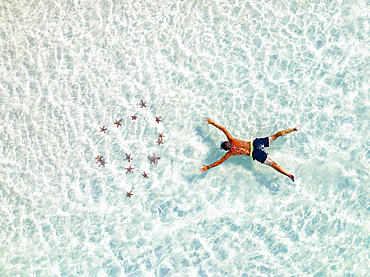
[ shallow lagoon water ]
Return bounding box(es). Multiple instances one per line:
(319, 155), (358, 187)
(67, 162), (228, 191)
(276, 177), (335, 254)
(1, 0), (369, 276)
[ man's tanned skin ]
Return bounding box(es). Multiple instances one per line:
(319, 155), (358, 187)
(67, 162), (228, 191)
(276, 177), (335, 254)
(200, 117), (300, 182)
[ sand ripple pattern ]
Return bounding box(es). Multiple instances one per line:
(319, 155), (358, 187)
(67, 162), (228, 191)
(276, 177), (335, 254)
(0, 0), (369, 276)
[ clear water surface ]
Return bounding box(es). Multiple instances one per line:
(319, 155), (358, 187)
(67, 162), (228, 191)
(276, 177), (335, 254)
(1, 0), (369, 276)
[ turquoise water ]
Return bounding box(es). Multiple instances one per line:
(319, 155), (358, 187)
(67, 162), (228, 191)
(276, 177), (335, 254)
(1, 0), (369, 276)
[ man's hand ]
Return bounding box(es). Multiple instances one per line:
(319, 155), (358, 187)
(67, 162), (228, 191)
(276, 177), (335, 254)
(205, 117), (213, 125)
(200, 165), (208, 173)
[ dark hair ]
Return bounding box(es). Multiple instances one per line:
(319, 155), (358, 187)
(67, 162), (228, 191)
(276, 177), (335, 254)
(221, 141), (231, 151)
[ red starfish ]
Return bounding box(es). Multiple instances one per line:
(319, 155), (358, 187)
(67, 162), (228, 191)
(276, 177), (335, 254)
(156, 138), (164, 145)
(148, 153), (160, 165)
(100, 126), (107, 133)
(125, 165), (135, 174)
(140, 100), (146, 108)
(158, 133), (165, 139)
(95, 155), (103, 163)
(142, 171), (149, 178)
(114, 118), (122, 128)
(156, 117), (162, 123)
(125, 153), (132, 162)
(131, 114), (137, 120)
(126, 191), (134, 198)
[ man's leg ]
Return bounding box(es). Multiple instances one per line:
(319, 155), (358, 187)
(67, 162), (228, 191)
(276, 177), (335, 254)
(264, 157), (295, 182)
(268, 126), (300, 144)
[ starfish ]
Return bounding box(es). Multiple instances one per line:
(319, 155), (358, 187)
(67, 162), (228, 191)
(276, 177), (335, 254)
(100, 126), (107, 133)
(158, 133), (165, 139)
(142, 171), (149, 178)
(148, 153), (160, 165)
(126, 191), (134, 198)
(114, 118), (122, 128)
(98, 159), (107, 168)
(156, 116), (162, 123)
(140, 100), (146, 108)
(125, 153), (132, 162)
(95, 155), (103, 163)
(156, 138), (164, 145)
(125, 165), (135, 174)
(131, 114), (137, 120)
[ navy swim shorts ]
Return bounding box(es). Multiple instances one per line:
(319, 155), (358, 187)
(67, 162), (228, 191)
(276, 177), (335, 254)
(251, 137), (269, 164)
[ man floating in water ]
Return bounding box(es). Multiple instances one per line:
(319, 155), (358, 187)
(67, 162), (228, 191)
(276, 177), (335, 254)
(200, 117), (300, 182)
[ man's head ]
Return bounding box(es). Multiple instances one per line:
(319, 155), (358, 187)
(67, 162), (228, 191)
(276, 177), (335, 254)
(220, 141), (231, 151)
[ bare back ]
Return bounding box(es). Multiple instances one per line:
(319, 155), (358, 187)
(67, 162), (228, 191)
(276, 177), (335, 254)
(229, 138), (251, 156)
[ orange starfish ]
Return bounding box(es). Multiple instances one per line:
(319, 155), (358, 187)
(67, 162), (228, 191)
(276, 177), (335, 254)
(156, 138), (164, 145)
(148, 153), (160, 165)
(114, 118), (122, 128)
(158, 133), (165, 139)
(126, 191), (134, 198)
(131, 114), (137, 120)
(95, 155), (103, 163)
(142, 171), (149, 178)
(125, 165), (135, 174)
(140, 100), (146, 108)
(156, 116), (162, 123)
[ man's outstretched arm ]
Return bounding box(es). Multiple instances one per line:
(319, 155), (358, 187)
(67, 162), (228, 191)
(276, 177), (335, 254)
(205, 117), (233, 140)
(200, 152), (231, 172)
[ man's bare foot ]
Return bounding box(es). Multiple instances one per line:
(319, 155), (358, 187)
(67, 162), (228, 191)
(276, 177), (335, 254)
(294, 126), (301, 131)
(290, 175), (295, 182)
